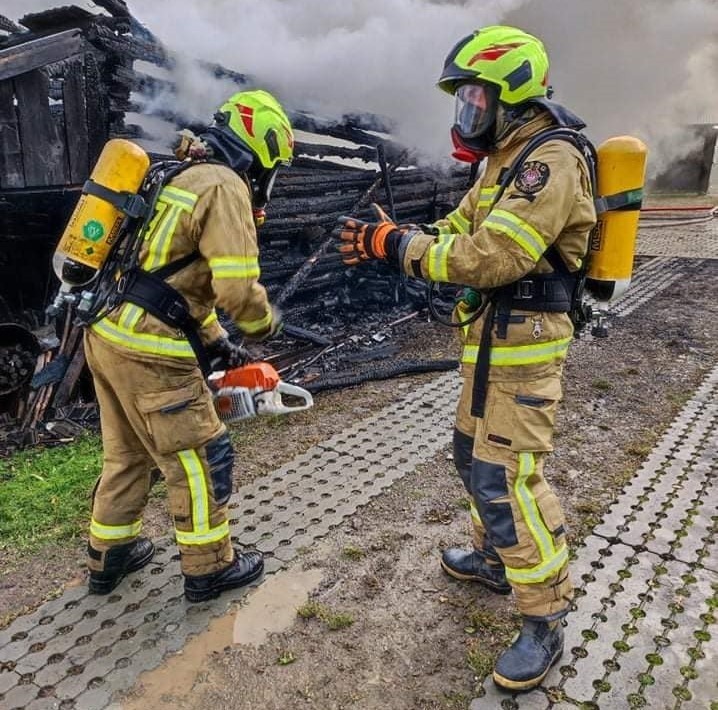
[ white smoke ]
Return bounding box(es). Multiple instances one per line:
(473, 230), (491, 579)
(504, 0), (718, 175)
(126, 0), (531, 163)
(3, 0), (717, 173)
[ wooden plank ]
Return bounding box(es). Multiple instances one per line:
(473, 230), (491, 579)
(84, 51), (107, 164)
(0, 29), (82, 82)
(0, 80), (24, 188)
(62, 55), (89, 182)
(14, 69), (69, 186)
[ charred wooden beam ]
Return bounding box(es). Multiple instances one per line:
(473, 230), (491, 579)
(18, 7), (95, 34)
(0, 29), (82, 82)
(63, 56), (89, 182)
(294, 141), (378, 163)
(93, 0), (131, 18)
(86, 23), (168, 66)
(112, 63), (174, 97)
(14, 69), (69, 185)
(0, 15), (25, 35)
(0, 80), (23, 188)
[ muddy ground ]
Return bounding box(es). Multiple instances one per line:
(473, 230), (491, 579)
(1, 209), (718, 709)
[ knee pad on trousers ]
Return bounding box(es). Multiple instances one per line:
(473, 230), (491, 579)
(472, 458), (518, 548)
(206, 432), (234, 505)
(453, 428), (474, 494)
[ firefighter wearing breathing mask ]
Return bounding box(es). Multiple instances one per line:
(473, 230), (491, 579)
(336, 26), (596, 690)
(84, 89), (292, 603)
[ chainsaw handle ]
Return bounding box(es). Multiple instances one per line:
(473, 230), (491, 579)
(255, 382), (314, 416)
(276, 382), (314, 411)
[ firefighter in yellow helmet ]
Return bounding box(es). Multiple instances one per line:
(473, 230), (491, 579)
(84, 89), (293, 602)
(336, 27), (597, 690)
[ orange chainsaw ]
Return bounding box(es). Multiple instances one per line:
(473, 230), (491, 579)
(209, 362), (313, 423)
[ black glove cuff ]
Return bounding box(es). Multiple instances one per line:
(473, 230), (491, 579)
(384, 229), (405, 265)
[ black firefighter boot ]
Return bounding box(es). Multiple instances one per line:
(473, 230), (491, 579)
(440, 547), (512, 594)
(184, 549), (264, 603)
(493, 617), (564, 691)
(88, 537), (156, 595)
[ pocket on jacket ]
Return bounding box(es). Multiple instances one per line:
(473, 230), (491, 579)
(136, 381), (219, 455)
(484, 377), (562, 453)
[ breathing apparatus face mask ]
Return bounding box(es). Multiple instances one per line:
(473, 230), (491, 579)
(450, 82), (499, 163)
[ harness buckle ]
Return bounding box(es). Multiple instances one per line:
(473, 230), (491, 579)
(165, 301), (188, 326)
(516, 280), (534, 299)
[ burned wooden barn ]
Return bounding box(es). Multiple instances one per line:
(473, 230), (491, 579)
(0, 2), (467, 444)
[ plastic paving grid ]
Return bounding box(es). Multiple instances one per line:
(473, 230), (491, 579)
(0, 374), (460, 710)
(635, 216), (718, 259)
(475, 364), (718, 709)
(1, 252), (716, 709)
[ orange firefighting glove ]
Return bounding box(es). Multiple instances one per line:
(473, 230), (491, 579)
(336, 203), (405, 265)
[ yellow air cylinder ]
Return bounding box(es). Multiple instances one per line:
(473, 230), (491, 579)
(586, 135), (648, 304)
(53, 139), (150, 288)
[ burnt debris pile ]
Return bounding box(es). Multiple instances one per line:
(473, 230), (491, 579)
(0, 2), (464, 451)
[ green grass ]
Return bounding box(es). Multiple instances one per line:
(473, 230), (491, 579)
(0, 434), (102, 551)
(296, 600), (355, 631)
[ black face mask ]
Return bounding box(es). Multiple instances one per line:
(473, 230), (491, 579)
(247, 164), (279, 227)
(200, 125), (255, 173)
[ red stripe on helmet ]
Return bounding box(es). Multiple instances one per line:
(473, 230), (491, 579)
(236, 103), (255, 137)
(467, 43), (523, 65)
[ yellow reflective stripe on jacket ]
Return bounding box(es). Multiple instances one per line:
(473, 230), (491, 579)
(426, 234), (456, 282)
(90, 518), (142, 541)
(143, 186), (198, 272)
(162, 185), (199, 210)
(470, 500), (482, 526)
(435, 224), (453, 236)
(447, 208), (471, 234)
(209, 256), (261, 280)
(483, 209), (546, 262)
(477, 186), (499, 208)
(90, 318), (195, 358)
(175, 450), (230, 546)
(462, 336), (572, 367)
(505, 453), (568, 584)
(238, 310), (272, 335)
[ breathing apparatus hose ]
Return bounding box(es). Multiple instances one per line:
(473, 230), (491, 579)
(638, 205), (717, 228)
(427, 282), (493, 328)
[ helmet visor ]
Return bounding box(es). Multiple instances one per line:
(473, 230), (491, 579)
(454, 83), (498, 140)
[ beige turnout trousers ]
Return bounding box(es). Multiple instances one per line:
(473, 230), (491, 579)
(85, 330), (234, 576)
(454, 363), (573, 619)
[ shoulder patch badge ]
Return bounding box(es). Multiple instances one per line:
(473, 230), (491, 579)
(514, 161), (550, 194)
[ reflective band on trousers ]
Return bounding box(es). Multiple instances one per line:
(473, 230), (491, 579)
(470, 500), (482, 525)
(505, 453), (568, 584)
(426, 234), (457, 282)
(209, 255), (261, 280)
(482, 208), (546, 262)
(176, 449), (230, 546)
(461, 337), (572, 367)
(90, 518), (142, 541)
